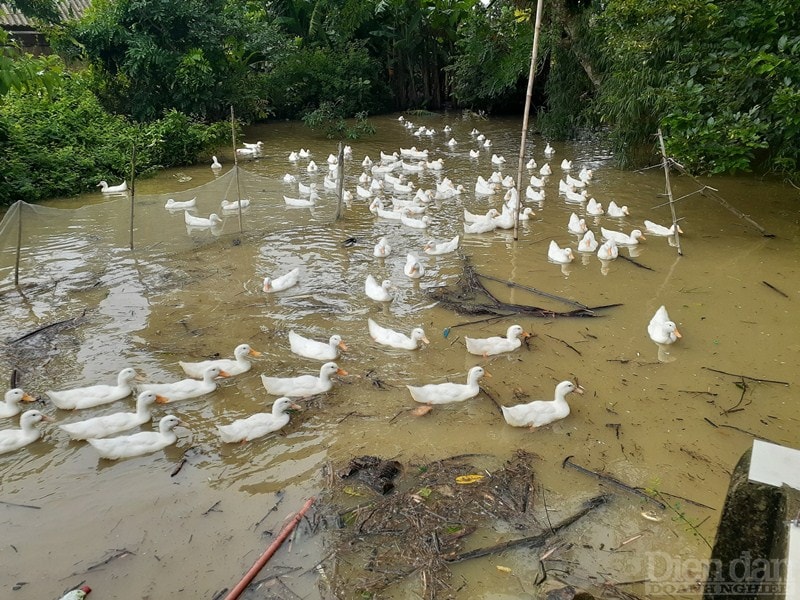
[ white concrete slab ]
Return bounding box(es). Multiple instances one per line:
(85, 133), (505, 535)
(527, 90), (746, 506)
(787, 522), (799, 600)
(748, 440), (800, 490)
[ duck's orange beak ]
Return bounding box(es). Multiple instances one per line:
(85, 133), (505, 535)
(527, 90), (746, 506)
(155, 394), (170, 404)
(484, 371), (493, 378)
(421, 336), (430, 345)
(218, 370), (231, 378)
(290, 403), (302, 411)
(674, 328), (683, 339)
(21, 393), (35, 403)
(574, 385), (585, 395)
(249, 349), (263, 357)
(336, 368), (349, 376)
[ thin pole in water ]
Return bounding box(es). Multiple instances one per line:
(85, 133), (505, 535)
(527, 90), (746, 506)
(514, 0), (544, 241)
(335, 141), (345, 220)
(13, 200), (22, 286)
(231, 106), (243, 234)
(657, 129), (683, 256)
(129, 141), (136, 250)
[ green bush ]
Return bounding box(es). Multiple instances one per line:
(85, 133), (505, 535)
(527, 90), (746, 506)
(0, 72), (229, 205)
(262, 43), (391, 121)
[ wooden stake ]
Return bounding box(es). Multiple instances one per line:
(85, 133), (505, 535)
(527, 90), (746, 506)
(335, 141), (345, 220)
(513, 0), (544, 240)
(129, 141), (136, 250)
(13, 200), (22, 286)
(657, 129), (682, 255)
(230, 106), (243, 234)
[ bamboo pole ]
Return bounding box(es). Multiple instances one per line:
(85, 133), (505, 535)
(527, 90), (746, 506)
(513, 0), (544, 241)
(129, 142), (136, 250)
(657, 129), (682, 255)
(13, 200), (22, 286)
(223, 497), (316, 600)
(335, 141), (345, 220)
(230, 106), (243, 234)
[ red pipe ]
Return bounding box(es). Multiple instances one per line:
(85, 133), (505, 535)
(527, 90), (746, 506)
(223, 496), (316, 600)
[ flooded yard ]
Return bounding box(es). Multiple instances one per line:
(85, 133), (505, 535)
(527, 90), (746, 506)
(0, 114), (798, 599)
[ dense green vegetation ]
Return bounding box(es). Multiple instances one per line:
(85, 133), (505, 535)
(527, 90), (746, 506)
(1, 0), (798, 204)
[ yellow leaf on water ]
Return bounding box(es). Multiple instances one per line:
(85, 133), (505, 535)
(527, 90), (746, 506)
(455, 474), (485, 485)
(496, 565), (512, 573)
(342, 486), (364, 497)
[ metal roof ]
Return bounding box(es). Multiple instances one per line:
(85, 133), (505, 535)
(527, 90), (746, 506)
(0, 0), (92, 27)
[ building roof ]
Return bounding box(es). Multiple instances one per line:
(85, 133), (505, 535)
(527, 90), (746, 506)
(0, 0), (92, 28)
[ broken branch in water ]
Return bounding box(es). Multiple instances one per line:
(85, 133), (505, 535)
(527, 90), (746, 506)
(8, 310), (87, 344)
(476, 272), (589, 310)
(545, 334), (582, 355)
(617, 254), (654, 271)
(562, 456), (666, 509)
(443, 494), (609, 563)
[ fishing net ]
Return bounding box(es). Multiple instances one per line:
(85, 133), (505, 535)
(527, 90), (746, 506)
(0, 166), (342, 293)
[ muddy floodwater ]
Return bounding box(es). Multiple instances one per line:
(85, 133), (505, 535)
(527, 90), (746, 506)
(1, 114), (798, 600)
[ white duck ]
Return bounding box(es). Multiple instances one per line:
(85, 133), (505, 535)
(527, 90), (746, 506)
(526, 158), (537, 169)
(475, 176), (495, 195)
(464, 217), (498, 234)
(374, 236), (392, 258)
(362, 155), (373, 167)
(644, 220), (684, 236)
(47, 368), (138, 410)
(544, 143), (555, 157)
(579, 167), (593, 182)
(368, 318), (429, 350)
(577, 230), (599, 253)
(59, 391), (168, 440)
(179, 343), (261, 378)
(517, 207), (536, 221)
(568, 213), (588, 235)
(298, 181), (316, 195)
(526, 187), (545, 202)
(529, 175), (545, 187)
(211, 156), (222, 170)
(261, 362), (347, 397)
(0, 410), (52, 454)
(565, 174), (586, 188)
(284, 194), (316, 207)
(424, 235), (460, 255)
(0, 388), (35, 419)
(289, 331), (347, 361)
(140, 366), (228, 402)
(263, 267), (300, 292)
(404, 254), (425, 279)
(165, 197), (196, 210)
(407, 366), (487, 405)
(596, 239), (619, 260)
(282, 173), (297, 184)
(491, 154), (506, 165)
(560, 159), (572, 170)
(501, 381), (584, 429)
(464, 207), (499, 223)
(242, 141), (263, 151)
(97, 180), (127, 193)
(185, 211), (223, 228)
(586, 197), (604, 215)
(648, 305), (683, 345)
(469, 149), (480, 158)
(306, 160), (318, 173)
(548, 240), (574, 264)
(565, 189), (588, 203)
(400, 212), (431, 230)
(606, 201), (630, 217)
(365, 275), (394, 302)
(220, 199), (251, 211)
(87, 414), (184, 460)
(288, 151), (299, 162)
(601, 227), (646, 245)
(217, 397), (301, 443)
(466, 324), (530, 357)
(539, 163), (552, 176)
(298, 148), (311, 158)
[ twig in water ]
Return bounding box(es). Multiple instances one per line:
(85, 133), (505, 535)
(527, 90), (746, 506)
(480, 384), (504, 415)
(702, 366), (789, 385)
(545, 334), (582, 355)
(86, 548), (134, 571)
(762, 281), (789, 298)
(171, 457), (188, 477)
(562, 456), (666, 509)
(0, 500), (41, 509)
(8, 311), (87, 344)
(203, 500), (222, 516)
(618, 254), (654, 271)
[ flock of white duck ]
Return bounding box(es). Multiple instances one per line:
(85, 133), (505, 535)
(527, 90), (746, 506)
(20, 117), (686, 461)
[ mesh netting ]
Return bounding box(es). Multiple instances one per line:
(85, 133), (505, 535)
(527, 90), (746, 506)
(0, 166), (341, 291)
